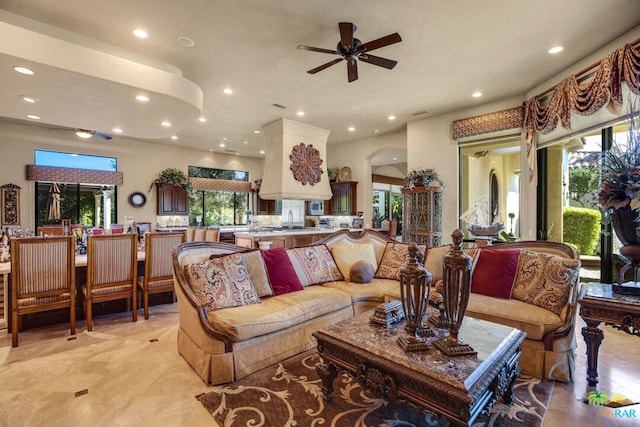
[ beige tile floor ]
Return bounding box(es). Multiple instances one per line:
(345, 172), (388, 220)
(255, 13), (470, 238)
(1, 303), (639, 427)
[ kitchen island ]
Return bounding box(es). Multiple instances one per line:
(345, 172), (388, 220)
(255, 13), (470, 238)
(235, 228), (361, 249)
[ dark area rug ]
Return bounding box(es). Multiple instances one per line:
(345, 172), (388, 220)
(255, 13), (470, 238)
(197, 351), (554, 427)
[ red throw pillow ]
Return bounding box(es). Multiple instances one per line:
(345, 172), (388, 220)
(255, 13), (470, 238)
(471, 249), (521, 299)
(261, 247), (304, 296)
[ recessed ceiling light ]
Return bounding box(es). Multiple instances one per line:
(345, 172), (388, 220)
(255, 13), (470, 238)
(392, 157), (398, 161)
(253, 130), (260, 134)
(372, 129), (380, 134)
(223, 88), (233, 95)
(161, 121), (172, 127)
(348, 126), (356, 132)
(209, 149), (214, 152)
(76, 130), (92, 139)
(198, 117), (207, 123)
(548, 46), (564, 54)
(136, 95), (149, 102)
(259, 150), (265, 154)
(133, 29), (148, 39)
(26, 114), (40, 120)
(243, 141), (248, 144)
(171, 135), (178, 140)
(296, 111), (305, 116)
(219, 143), (226, 147)
(387, 115), (396, 121)
(112, 128), (123, 133)
(472, 92), (483, 98)
(177, 36), (195, 47)
(21, 95), (38, 103)
(14, 66), (34, 75)
(236, 153), (240, 156)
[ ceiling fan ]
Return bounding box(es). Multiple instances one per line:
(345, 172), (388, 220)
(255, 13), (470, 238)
(297, 22), (401, 82)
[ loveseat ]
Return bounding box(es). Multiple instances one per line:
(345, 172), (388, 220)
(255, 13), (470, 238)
(172, 229), (580, 385)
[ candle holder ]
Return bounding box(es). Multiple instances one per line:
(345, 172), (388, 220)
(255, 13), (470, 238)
(397, 242), (434, 352)
(434, 229), (477, 357)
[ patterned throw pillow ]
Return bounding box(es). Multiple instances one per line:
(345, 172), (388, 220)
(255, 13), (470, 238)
(375, 242), (427, 280)
(330, 243), (378, 282)
(287, 244), (344, 286)
(511, 249), (580, 315)
(183, 253), (261, 311)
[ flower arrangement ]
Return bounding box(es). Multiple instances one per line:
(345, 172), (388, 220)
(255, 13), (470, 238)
(597, 97), (640, 213)
(150, 168), (193, 194)
(404, 167), (444, 189)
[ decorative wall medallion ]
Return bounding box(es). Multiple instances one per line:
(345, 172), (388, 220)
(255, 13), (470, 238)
(128, 191), (147, 208)
(289, 142), (323, 185)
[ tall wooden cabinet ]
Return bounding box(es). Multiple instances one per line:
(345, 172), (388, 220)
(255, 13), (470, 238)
(329, 181), (357, 215)
(157, 184), (189, 215)
(401, 186), (442, 246)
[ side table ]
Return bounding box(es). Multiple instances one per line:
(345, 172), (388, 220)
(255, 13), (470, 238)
(578, 282), (640, 386)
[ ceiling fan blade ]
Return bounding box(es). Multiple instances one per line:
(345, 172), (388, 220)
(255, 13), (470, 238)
(338, 22), (354, 50)
(347, 59), (358, 82)
(297, 45), (340, 55)
(93, 131), (112, 140)
(307, 58), (344, 74)
(357, 32), (402, 53)
(358, 53), (397, 69)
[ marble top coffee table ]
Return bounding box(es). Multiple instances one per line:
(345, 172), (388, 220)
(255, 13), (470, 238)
(312, 308), (526, 427)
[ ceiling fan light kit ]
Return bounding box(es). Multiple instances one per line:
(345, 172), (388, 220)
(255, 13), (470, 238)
(298, 22), (401, 82)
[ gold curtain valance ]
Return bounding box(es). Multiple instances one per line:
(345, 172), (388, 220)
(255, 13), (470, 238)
(452, 106), (524, 140)
(189, 177), (251, 192)
(26, 165), (124, 185)
(523, 40), (640, 183)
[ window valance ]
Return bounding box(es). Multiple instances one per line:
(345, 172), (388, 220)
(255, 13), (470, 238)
(452, 106), (524, 140)
(523, 39), (640, 183)
(26, 165), (123, 185)
(189, 177), (251, 192)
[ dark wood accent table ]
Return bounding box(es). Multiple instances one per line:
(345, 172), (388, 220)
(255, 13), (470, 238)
(578, 282), (640, 386)
(312, 310), (526, 426)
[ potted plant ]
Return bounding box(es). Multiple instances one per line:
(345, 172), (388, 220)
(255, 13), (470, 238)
(597, 97), (640, 245)
(150, 168), (194, 195)
(404, 167), (444, 189)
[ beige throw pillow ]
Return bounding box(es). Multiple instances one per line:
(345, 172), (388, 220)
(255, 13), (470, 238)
(331, 243), (378, 282)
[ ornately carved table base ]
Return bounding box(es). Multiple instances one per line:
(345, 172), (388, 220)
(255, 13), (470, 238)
(315, 338), (522, 427)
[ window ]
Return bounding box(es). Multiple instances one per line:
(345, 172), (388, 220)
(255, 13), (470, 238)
(188, 166), (250, 226)
(372, 182), (403, 229)
(34, 150), (118, 228)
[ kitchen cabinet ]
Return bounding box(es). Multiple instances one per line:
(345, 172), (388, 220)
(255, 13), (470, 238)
(328, 181), (357, 215)
(255, 192), (282, 215)
(157, 184), (189, 215)
(234, 230), (335, 249)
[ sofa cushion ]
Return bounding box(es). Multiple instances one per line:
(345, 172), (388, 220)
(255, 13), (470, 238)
(350, 260), (375, 283)
(471, 249), (521, 299)
(466, 293), (563, 340)
(183, 253), (261, 311)
(240, 250), (273, 297)
(286, 244), (343, 286)
(375, 242), (427, 280)
(322, 278), (399, 304)
(511, 250), (580, 315)
(262, 247), (304, 296)
(424, 245), (451, 282)
(205, 286), (352, 342)
(331, 243), (378, 282)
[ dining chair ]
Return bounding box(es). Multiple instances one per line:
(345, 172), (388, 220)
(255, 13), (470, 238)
(10, 235), (76, 347)
(205, 229), (220, 242)
(83, 233), (137, 331)
(388, 219), (398, 237)
(380, 219), (391, 235)
(137, 231), (185, 319)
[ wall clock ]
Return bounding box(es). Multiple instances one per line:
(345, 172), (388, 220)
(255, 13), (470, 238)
(289, 142), (323, 185)
(128, 191), (147, 208)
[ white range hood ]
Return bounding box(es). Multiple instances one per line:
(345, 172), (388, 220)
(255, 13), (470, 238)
(259, 118), (332, 201)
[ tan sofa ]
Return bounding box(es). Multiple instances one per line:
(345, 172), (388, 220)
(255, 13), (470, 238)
(172, 230), (579, 385)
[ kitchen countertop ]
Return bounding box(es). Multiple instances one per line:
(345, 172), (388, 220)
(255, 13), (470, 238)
(234, 228), (361, 237)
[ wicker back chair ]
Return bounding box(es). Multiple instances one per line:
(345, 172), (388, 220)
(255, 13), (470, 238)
(137, 231), (185, 319)
(10, 235), (76, 347)
(83, 233), (137, 331)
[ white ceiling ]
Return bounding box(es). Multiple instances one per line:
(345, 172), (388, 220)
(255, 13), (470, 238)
(1, 0), (639, 164)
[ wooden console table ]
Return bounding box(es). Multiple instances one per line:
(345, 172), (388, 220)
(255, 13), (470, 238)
(578, 282), (640, 386)
(313, 309), (526, 426)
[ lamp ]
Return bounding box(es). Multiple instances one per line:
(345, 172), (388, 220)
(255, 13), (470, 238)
(397, 242), (434, 352)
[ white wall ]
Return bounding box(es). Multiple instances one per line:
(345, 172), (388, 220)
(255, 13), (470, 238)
(0, 120), (264, 231)
(327, 128), (406, 226)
